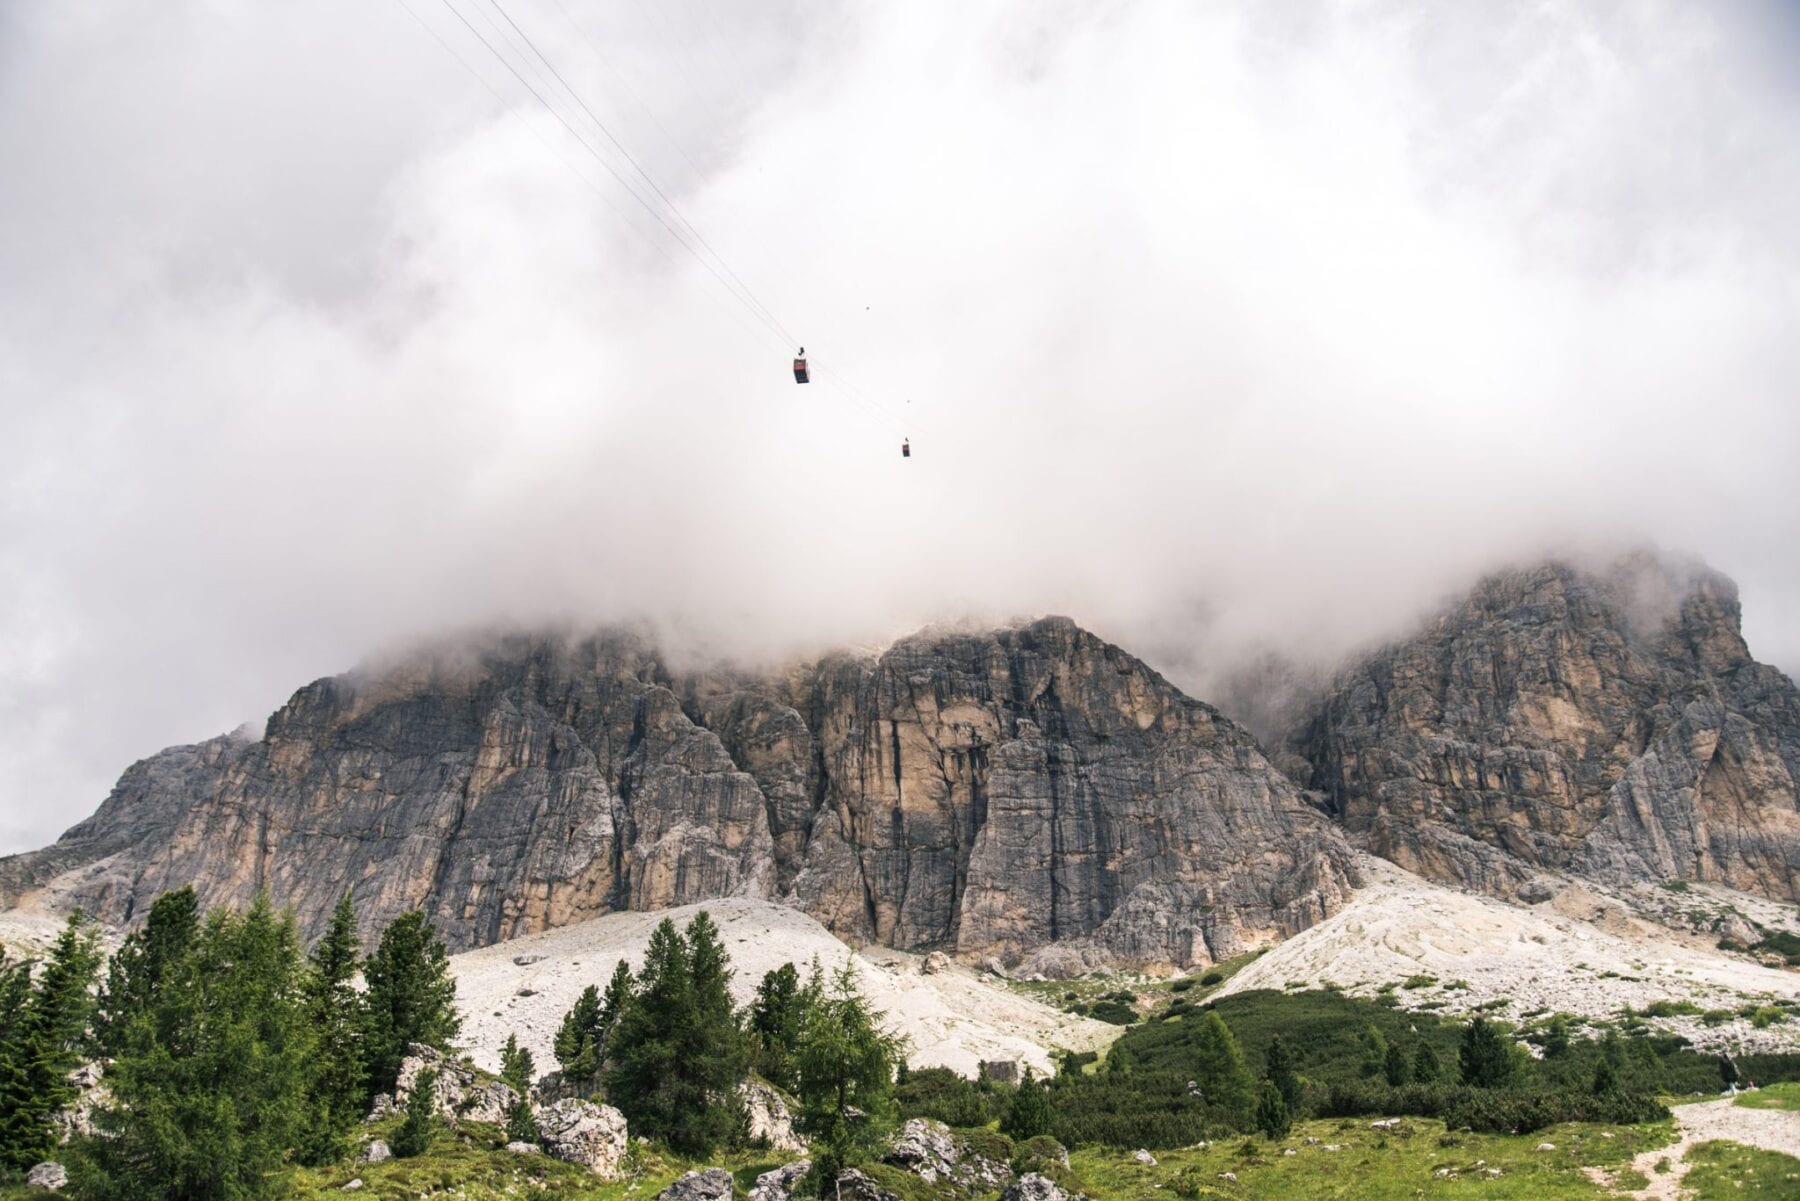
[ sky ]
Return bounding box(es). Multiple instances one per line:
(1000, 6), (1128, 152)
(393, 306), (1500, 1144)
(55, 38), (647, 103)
(3, 0), (1799, 854)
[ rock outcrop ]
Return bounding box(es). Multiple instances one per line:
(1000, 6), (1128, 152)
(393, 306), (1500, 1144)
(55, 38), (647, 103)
(1290, 556), (1800, 902)
(537, 1097), (629, 1177)
(1, 619), (1356, 971)
(394, 1044), (515, 1125)
(884, 1119), (1011, 1195)
(656, 1169), (734, 1201)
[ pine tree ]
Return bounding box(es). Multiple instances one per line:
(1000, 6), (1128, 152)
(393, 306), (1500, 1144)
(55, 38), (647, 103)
(597, 959), (633, 1046)
(1412, 1042), (1440, 1083)
(297, 893), (366, 1165)
(391, 1068), (438, 1158)
(500, 1033), (535, 1096)
(1458, 1017), (1515, 1089)
(82, 895), (315, 1201)
(1358, 1024), (1389, 1079)
(1000, 1069), (1052, 1140)
(92, 887), (197, 1057)
(1383, 1042), (1409, 1087)
(0, 913), (103, 1172)
(1186, 1011), (1255, 1126)
(1592, 1058), (1620, 1096)
(554, 985), (603, 1079)
(1264, 1034), (1302, 1112)
(750, 962), (807, 1090)
(504, 1097), (541, 1145)
(1543, 1018), (1571, 1059)
(1254, 1080), (1291, 1140)
(363, 911), (460, 1097)
(793, 959), (904, 1198)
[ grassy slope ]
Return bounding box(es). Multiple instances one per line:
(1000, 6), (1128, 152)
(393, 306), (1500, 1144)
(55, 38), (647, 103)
(1062, 1114), (1673, 1200)
(1734, 1081), (1800, 1111)
(1681, 1141), (1800, 1200)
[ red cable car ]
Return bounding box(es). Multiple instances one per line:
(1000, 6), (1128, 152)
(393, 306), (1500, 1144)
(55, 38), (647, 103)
(792, 347), (809, 384)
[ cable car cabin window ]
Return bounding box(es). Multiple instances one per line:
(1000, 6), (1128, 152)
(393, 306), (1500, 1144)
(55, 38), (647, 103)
(793, 354), (809, 383)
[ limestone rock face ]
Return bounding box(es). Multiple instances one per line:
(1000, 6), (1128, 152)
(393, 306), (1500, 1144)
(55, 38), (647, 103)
(1, 619), (1355, 971)
(394, 1043), (516, 1124)
(537, 1097), (629, 1177)
(749, 1161), (811, 1201)
(1290, 557), (1800, 902)
(741, 1078), (805, 1153)
(884, 1118), (1011, 1194)
(656, 1169), (734, 1201)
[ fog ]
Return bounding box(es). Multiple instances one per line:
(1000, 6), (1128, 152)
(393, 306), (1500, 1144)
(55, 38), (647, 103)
(3, 0), (1799, 853)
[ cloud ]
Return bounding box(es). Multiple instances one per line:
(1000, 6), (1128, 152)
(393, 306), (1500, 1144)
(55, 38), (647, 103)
(3, 0), (1799, 852)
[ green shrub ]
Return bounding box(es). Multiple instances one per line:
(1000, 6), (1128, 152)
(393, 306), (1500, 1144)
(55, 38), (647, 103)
(1200, 970), (1225, 986)
(1088, 1000), (1139, 1026)
(1171, 979), (1196, 993)
(1401, 975), (1438, 990)
(1643, 999), (1703, 1018)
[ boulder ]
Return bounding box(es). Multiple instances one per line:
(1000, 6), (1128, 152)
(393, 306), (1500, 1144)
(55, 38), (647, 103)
(360, 1140), (390, 1164)
(26, 1162), (67, 1191)
(364, 1093), (395, 1121)
(978, 1060), (1021, 1086)
(884, 1119), (1010, 1194)
(504, 1141), (540, 1155)
(656, 1168), (734, 1201)
(538, 1097), (629, 1178)
(1001, 1175), (1083, 1201)
(395, 1043), (518, 1125)
(341, 1181), (363, 1193)
(749, 1160), (811, 1201)
(920, 951), (951, 975)
(742, 1079), (806, 1153)
(833, 1169), (903, 1201)
(1132, 1149), (1156, 1165)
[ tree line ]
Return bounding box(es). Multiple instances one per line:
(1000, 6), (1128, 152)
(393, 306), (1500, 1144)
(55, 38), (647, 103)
(0, 889), (460, 1198)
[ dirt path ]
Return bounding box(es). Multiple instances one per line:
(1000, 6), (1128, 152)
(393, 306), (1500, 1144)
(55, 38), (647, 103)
(1584, 1095), (1800, 1199)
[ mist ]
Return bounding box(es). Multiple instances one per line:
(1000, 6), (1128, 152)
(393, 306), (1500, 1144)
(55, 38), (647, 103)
(4, 0), (1799, 853)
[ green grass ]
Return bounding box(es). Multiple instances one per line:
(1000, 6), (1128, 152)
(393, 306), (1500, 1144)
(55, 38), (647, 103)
(283, 1128), (793, 1200)
(1735, 1081), (1800, 1111)
(1681, 1140), (1800, 1200)
(1061, 1114), (1672, 1200)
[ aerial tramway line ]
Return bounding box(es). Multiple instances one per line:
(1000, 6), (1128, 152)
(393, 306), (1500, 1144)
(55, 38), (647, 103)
(395, 0), (918, 459)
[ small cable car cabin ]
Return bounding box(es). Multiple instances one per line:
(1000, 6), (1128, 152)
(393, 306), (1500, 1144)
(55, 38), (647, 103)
(901, 438), (910, 458)
(793, 348), (809, 384)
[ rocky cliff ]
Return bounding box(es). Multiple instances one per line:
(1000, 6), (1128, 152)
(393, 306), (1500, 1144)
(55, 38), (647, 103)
(0, 618), (1357, 972)
(1288, 556), (1800, 902)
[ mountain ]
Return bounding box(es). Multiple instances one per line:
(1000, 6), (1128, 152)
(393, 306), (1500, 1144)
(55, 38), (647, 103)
(1286, 555), (1800, 903)
(0, 618), (1358, 973)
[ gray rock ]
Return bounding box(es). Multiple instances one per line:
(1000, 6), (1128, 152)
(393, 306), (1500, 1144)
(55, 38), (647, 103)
(741, 1078), (805, 1153)
(656, 1168), (734, 1201)
(503, 1141), (540, 1154)
(749, 1161), (811, 1201)
(394, 1044), (517, 1125)
(1002, 1174), (1083, 1201)
(979, 1060), (1021, 1086)
(364, 1093), (395, 1122)
(884, 1118), (1010, 1194)
(832, 1169), (902, 1201)
(2, 620), (1357, 972)
(1289, 556), (1800, 904)
(26, 1162), (67, 1191)
(1132, 1148), (1156, 1165)
(341, 1181), (362, 1193)
(920, 951), (951, 975)
(512, 954), (546, 966)
(538, 1097), (628, 1178)
(360, 1140), (390, 1164)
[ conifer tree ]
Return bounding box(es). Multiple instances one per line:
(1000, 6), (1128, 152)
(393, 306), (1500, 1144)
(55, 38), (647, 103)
(1357, 1023), (1389, 1079)
(1543, 1017), (1571, 1059)
(363, 911), (460, 1097)
(1458, 1017), (1515, 1089)
(1187, 1011), (1255, 1125)
(504, 1097), (541, 1146)
(1383, 1041), (1409, 1087)
(92, 887), (197, 1057)
(1000, 1069), (1052, 1140)
(391, 1068), (438, 1158)
(1592, 1057), (1620, 1096)
(554, 985), (603, 1079)
(793, 959), (905, 1198)
(1264, 1033), (1302, 1112)
(604, 914), (748, 1156)
(500, 1033), (535, 1097)
(1254, 1079), (1291, 1140)
(82, 895), (314, 1201)
(298, 893), (365, 1165)
(1412, 1042), (1440, 1083)
(0, 913), (102, 1172)
(750, 962), (806, 1090)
